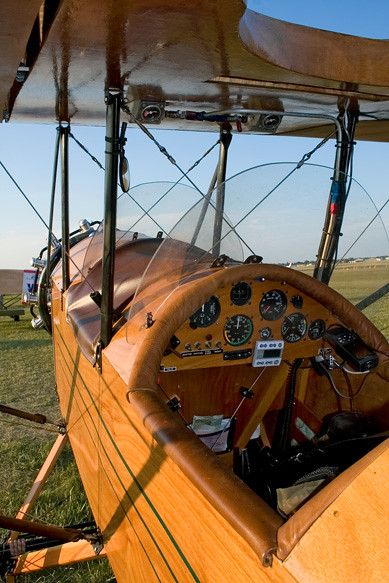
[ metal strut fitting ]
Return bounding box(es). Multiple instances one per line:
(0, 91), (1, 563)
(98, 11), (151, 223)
(213, 123), (232, 256)
(100, 90), (121, 349)
(314, 102), (358, 283)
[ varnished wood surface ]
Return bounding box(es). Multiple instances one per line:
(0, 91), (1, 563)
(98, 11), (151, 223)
(282, 444), (389, 583)
(0, 1), (42, 117)
(52, 288), (287, 581)
(107, 261), (389, 385)
(13, 540), (107, 575)
(160, 276), (339, 372)
(240, 9), (389, 87)
(1, 0), (388, 140)
(10, 435), (68, 541)
(48, 245), (389, 581)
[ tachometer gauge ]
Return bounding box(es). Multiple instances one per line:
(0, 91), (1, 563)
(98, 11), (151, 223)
(230, 282), (252, 306)
(308, 319), (326, 340)
(224, 315), (253, 346)
(281, 313), (307, 343)
(259, 289), (287, 321)
(189, 296), (221, 328)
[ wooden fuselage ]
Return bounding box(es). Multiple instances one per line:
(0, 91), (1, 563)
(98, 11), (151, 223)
(1, 0), (389, 580)
(50, 237), (389, 582)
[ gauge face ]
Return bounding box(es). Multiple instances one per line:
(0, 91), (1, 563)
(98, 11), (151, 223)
(230, 281), (252, 306)
(281, 313), (308, 343)
(259, 289), (287, 321)
(224, 314), (253, 346)
(260, 326), (272, 340)
(189, 296), (221, 328)
(308, 319), (326, 340)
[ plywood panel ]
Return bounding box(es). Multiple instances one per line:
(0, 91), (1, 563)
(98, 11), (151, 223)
(283, 447), (389, 583)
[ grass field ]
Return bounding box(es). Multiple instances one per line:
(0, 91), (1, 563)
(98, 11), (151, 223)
(298, 260), (389, 338)
(0, 263), (388, 581)
(0, 303), (114, 582)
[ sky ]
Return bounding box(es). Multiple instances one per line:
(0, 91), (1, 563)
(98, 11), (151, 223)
(0, 2), (389, 269)
(247, 0), (389, 39)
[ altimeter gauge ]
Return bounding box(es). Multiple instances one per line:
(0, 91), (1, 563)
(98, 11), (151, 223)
(230, 281), (252, 306)
(281, 313), (308, 343)
(189, 296), (221, 328)
(224, 315), (253, 346)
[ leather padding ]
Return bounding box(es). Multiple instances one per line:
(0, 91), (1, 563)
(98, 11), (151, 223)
(114, 262), (389, 564)
(276, 438), (389, 560)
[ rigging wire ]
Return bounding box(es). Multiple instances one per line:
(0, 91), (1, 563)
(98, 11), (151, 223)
(125, 138), (221, 236)
(121, 101), (256, 255)
(208, 368), (266, 452)
(0, 160), (50, 231)
(335, 195), (389, 265)
(206, 130), (337, 255)
(69, 130), (219, 237)
(0, 156), (98, 294)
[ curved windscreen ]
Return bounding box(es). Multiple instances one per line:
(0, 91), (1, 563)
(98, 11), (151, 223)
(125, 183), (245, 329)
(123, 162), (389, 340)
(82, 181), (206, 274)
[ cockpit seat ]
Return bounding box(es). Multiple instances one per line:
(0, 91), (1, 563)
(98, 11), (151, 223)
(276, 438), (389, 560)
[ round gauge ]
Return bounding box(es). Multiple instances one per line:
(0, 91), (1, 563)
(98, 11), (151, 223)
(189, 296), (221, 328)
(224, 315), (253, 346)
(260, 326), (272, 340)
(259, 289), (287, 321)
(230, 281), (252, 306)
(308, 319), (326, 340)
(281, 313), (308, 343)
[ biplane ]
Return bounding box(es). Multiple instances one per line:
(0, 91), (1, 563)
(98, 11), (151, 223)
(0, 1), (388, 581)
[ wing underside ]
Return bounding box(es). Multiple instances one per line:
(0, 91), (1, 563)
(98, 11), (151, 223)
(1, 0), (389, 140)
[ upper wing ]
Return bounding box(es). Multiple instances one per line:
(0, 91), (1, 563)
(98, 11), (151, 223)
(1, 0), (389, 140)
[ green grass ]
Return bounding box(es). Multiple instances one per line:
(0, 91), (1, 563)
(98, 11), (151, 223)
(297, 261), (389, 339)
(329, 264), (389, 338)
(0, 302), (114, 582)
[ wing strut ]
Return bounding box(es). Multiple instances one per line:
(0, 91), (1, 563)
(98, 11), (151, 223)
(213, 123), (232, 256)
(60, 124), (70, 291)
(314, 101), (359, 283)
(100, 90), (121, 350)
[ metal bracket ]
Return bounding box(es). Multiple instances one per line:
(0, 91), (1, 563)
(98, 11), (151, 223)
(211, 254), (229, 268)
(145, 312), (154, 328)
(240, 387), (254, 399)
(166, 395), (181, 412)
(90, 528), (104, 555)
(244, 255), (263, 264)
(93, 341), (103, 373)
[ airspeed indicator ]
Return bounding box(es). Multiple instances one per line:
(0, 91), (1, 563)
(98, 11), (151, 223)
(224, 315), (253, 346)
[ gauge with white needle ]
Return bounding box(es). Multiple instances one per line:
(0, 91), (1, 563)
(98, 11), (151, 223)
(189, 296), (221, 328)
(224, 314), (253, 346)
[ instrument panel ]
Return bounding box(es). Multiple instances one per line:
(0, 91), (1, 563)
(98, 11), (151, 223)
(160, 278), (337, 372)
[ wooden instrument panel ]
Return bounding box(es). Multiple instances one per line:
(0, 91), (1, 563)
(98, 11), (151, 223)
(160, 276), (338, 372)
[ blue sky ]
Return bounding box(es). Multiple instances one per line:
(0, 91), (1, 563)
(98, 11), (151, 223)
(247, 1), (389, 39)
(1, 123), (388, 269)
(0, 3), (389, 269)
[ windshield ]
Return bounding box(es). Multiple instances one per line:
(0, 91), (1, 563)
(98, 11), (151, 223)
(81, 162), (388, 338)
